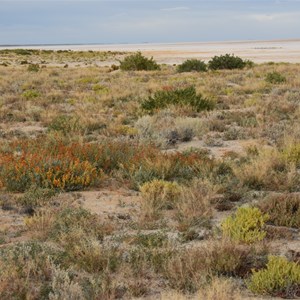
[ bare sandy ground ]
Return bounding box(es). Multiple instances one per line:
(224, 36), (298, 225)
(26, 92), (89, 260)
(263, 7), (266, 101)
(1, 39), (300, 64)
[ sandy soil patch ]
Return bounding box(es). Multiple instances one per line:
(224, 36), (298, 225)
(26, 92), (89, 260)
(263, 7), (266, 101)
(166, 139), (262, 159)
(79, 188), (140, 220)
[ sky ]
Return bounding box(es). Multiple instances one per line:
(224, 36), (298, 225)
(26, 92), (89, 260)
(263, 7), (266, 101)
(0, 0), (300, 45)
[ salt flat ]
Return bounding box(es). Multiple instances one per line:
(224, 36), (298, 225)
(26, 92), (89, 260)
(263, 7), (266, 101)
(1, 39), (300, 64)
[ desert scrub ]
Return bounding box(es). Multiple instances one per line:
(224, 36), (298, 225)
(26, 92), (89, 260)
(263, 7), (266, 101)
(48, 115), (83, 135)
(26, 206), (113, 245)
(162, 239), (258, 293)
(126, 149), (214, 189)
(196, 277), (242, 300)
(128, 242), (174, 289)
(27, 63), (40, 72)
(0, 241), (66, 299)
(234, 148), (292, 191)
(221, 207), (269, 244)
(48, 207), (109, 242)
(64, 238), (121, 273)
(2, 138), (209, 191)
(19, 185), (57, 207)
(0, 154), (97, 192)
(247, 255), (300, 298)
(119, 51), (160, 71)
(135, 111), (207, 148)
(265, 71), (287, 84)
(163, 247), (211, 292)
(0, 241), (117, 299)
(141, 86), (214, 113)
(140, 179), (181, 220)
(3, 48), (33, 55)
(176, 179), (215, 232)
(0, 140), (99, 192)
(259, 194), (300, 228)
(199, 239), (262, 277)
(26, 207), (118, 274)
(47, 264), (85, 300)
(177, 59), (207, 73)
(22, 89), (40, 100)
(282, 142), (300, 167)
(208, 54), (250, 70)
(131, 231), (169, 249)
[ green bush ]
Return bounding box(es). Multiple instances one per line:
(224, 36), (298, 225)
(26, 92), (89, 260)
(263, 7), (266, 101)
(177, 59), (207, 73)
(19, 185), (56, 207)
(22, 89), (40, 100)
(119, 52), (160, 71)
(248, 255), (300, 298)
(133, 231), (168, 248)
(141, 86), (214, 113)
(208, 54), (249, 70)
(50, 207), (105, 242)
(259, 194), (300, 228)
(48, 115), (83, 135)
(265, 71), (286, 84)
(221, 207), (269, 244)
(27, 64), (40, 72)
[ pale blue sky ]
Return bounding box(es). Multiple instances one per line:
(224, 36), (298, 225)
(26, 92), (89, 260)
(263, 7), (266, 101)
(0, 0), (300, 45)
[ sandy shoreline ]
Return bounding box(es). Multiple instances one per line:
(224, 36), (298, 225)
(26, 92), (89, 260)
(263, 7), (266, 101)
(1, 39), (300, 64)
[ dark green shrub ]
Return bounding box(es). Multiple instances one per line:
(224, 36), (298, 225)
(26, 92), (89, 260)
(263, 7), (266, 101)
(27, 64), (40, 72)
(48, 115), (82, 135)
(119, 52), (160, 71)
(110, 64), (119, 71)
(265, 71), (286, 84)
(208, 54), (249, 70)
(177, 59), (207, 73)
(141, 86), (214, 113)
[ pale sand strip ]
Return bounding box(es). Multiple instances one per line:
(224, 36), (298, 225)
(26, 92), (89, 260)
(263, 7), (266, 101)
(1, 39), (300, 63)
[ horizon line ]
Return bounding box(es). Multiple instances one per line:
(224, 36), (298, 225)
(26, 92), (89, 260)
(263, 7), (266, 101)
(1, 37), (300, 48)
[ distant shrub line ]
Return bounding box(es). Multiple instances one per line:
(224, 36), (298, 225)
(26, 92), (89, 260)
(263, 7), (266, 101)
(119, 51), (160, 71)
(208, 54), (253, 70)
(177, 59), (207, 73)
(119, 52), (253, 71)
